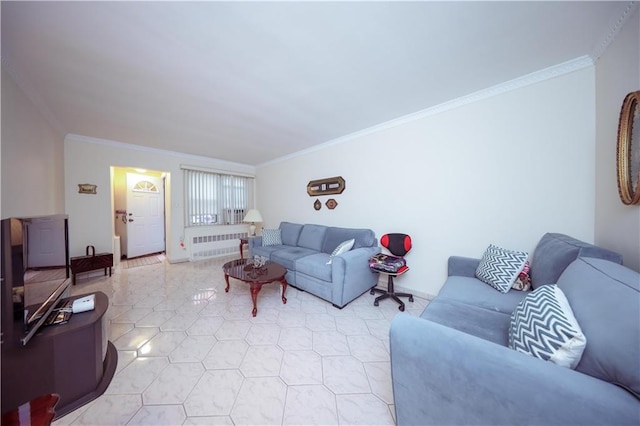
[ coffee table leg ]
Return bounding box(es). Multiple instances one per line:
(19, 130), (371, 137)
(280, 279), (288, 304)
(250, 283), (262, 317)
(224, 274), (230, 293)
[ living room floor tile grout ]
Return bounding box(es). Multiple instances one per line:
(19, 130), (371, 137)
(53, 255), (429, 426)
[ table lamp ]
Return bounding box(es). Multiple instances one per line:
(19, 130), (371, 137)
(243, 209), (263, 236)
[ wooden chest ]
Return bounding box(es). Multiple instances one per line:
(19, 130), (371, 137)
(70, 246), (113, 285)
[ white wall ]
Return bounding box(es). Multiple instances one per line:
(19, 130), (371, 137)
(1, 65), (65, 218)
(257, 67), (597, 298)
(595, 7), (640, 272)
(64, 135), (255, 261)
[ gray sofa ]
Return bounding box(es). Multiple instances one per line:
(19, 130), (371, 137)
(249, 221), (380, 308)
(390, 233), (640, 425)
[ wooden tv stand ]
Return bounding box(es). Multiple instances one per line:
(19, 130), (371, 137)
(0, 291), (117, 420)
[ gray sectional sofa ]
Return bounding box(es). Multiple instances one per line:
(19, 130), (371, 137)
(390, 233), (640, 425)
(248, 221), (380, 308)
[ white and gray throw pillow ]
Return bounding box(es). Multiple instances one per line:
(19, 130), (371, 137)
(475, 244), (528, 293)
(327, 239), (355, 264)
(262, 229), (282, 246)
(509, 284), (586, 369)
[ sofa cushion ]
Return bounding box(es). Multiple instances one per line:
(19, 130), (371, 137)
(297, 224), (327, 251)
(509, 285), (586, 369)
(296, 253), (332, 282)
(530, 233), (623, 289)
(421, 298), (511, 346)
(251, 244), (287, 259)
(322, 227), (377, 253)
(557, 257), (640, 398)
(438, 276), (528, 314)
(475, 244), (528, 293)
(280, 222), (304, 246)
(270, 246), (318, 271)
(262, 229), (282, 246)
(327, 239), (355, 264)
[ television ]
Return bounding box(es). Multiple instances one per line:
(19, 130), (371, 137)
(1, 215), (70, 347)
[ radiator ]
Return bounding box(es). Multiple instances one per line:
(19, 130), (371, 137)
(186, 225), (248, 261)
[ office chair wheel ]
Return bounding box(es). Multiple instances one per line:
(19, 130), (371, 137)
(370, 288), (375, 295)
(374, 300), (379, 307)
(409, 295), (414, 302)
(398, 304), (405, 312)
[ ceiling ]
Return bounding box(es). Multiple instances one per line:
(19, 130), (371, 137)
(1, 1), (633, 166)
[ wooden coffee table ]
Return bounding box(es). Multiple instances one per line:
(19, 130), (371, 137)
(222, 258), (287, 317)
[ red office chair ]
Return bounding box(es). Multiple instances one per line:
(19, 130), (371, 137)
(369, 233), (414, 311)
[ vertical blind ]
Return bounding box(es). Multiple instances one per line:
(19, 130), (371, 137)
(184, 169), (254, 226)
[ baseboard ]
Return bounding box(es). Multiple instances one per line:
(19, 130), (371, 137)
(167, 256), (190, 264)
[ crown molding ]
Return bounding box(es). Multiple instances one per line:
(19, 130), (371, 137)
(65, 133), (256, 175)
(591, 1), (638, 62)
(258, 55), (594, 168)
(257, 2), (638, 169)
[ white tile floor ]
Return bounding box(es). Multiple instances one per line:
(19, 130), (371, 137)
(53, 255), (429, 426)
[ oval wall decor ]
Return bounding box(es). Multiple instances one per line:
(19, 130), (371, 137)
(307, 176), (345, 196)
(314, 199), (322, 210)
(616, 90), (640, 205)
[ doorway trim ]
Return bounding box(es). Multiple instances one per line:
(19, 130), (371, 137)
(110, 166), (170, 263)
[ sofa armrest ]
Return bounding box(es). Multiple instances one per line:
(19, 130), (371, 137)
(331, 246), (381, 307)
(447, 256), (480, 277)
(248, 236), (263, 248)
(390, 314), (639, 426)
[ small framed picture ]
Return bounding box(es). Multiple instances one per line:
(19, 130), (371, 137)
(78, 184), (97, 194)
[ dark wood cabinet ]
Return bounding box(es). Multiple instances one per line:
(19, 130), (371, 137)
(1, 291), (117, 420)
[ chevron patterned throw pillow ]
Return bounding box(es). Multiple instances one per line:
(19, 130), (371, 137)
(509, 285), (586, 369)
(262, 229), (282, 246)
(475, 244), (528, 293)
(326, 239), (355, 265)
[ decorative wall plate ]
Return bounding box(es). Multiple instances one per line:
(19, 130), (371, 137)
(326, 199), (338, 210)
(307, 176), (345, 196)
(314, 199), (322, 210)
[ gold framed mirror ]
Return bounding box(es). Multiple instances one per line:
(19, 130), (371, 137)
(616, 90), (640, 205)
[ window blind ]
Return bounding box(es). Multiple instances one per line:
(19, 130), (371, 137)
(184, 169), (254, 227)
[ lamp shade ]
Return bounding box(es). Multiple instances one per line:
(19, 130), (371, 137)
(243, 209), (263, 223)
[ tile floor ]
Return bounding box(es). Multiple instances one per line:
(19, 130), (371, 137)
(53, 255), (429, 426)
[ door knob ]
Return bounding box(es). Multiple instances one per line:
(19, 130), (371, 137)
(128, 219), (134, 222)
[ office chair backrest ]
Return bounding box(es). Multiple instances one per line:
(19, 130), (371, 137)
(381, 233), (412, 257)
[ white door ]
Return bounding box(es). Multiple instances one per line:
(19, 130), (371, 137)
(26, 216), (66, 268)
(126, 173), (165, 258)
